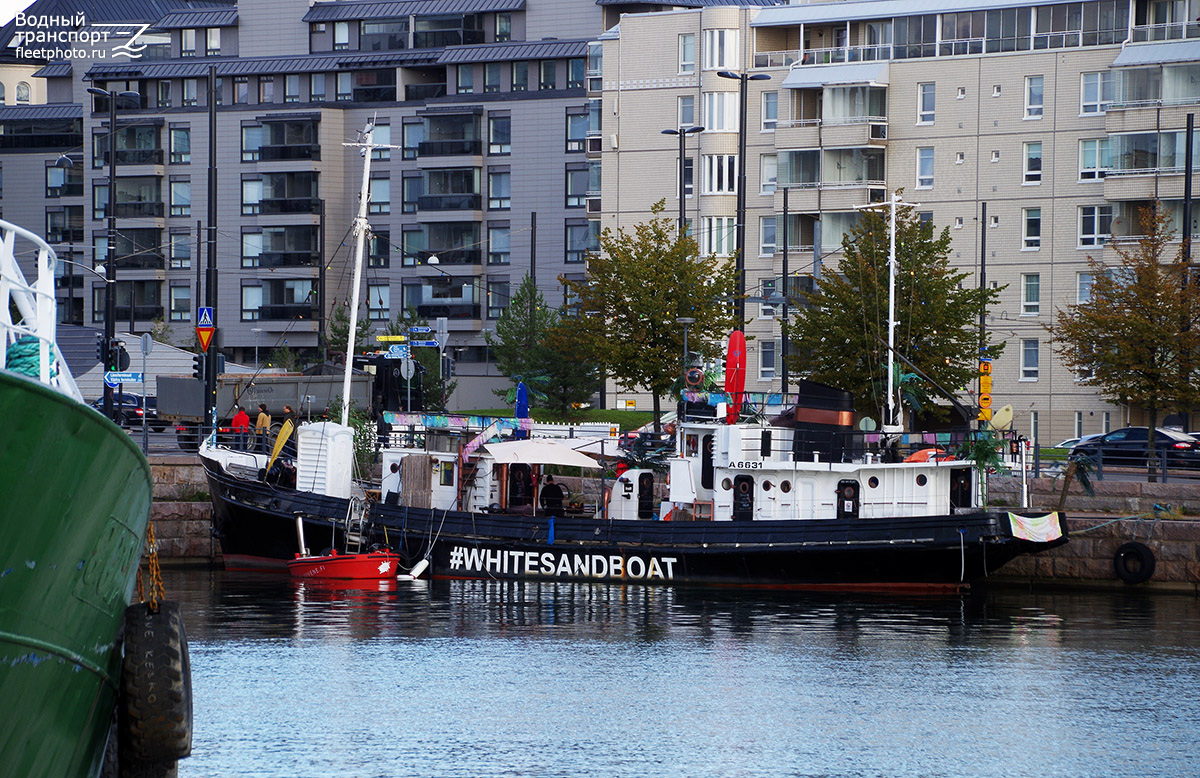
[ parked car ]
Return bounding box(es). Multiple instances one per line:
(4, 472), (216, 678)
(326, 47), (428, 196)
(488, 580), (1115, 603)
(90, 394), (165, 432)
(1069, 427), (1200, 468)
(1054, 434), (1101, 449)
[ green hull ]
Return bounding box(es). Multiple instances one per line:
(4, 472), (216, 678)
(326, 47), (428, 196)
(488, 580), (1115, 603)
(0, 371), (152, 778)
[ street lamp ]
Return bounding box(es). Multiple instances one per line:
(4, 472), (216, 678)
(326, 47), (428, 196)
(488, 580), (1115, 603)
(86, 86), (140, 421)
(676, 316), (695, 377)
(660, 125), (704, 235)
(717, 70), (771, 329)
(251, 327), (263, 366)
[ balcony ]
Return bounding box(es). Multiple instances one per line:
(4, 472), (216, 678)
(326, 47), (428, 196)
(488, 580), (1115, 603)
(259, 251), (319, 268)
(418, 140), (482, 156)
(417, 193), (481, 211)
(259, 303), (318, 321)
(115, 305), (164, 321)
(103, 149), (164, 166)
(352, 86), (397, 102)
(406, 84), (447, 101)
(1130, 22), (1200, 42)
(415, 302), (480, 320)
(413, 29), (484, 49)
(753, 50), (800, 68)
(258, 197), (322, 215)
(259, 144), (321, 162)
(47, 228), (85, 244)
(47, 183), (84, 198)
(118, 253), (165, 270)
(114, 202), (164, 218)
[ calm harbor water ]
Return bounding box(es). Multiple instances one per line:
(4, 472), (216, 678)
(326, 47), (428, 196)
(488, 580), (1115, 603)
(166, 569), (1200, 778)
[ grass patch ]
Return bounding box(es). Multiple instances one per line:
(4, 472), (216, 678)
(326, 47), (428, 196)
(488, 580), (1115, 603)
(460, 407), (655, 430)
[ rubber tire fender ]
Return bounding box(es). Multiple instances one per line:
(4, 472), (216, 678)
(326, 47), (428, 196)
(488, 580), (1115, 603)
(120, 601), (193, 763)
(1113, 541), (1156, 584)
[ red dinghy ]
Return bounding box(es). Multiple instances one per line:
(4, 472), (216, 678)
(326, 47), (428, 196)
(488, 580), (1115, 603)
(287, 548), (402, 580)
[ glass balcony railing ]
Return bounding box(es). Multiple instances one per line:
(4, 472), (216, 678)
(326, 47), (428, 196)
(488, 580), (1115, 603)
(415, 302), (480, 319)
(417, 194), (481, 210)
(258, 303), (318, 321)
(418, 139), (482, 156)
(258, 251), (319, 268)
(114, 202), (164, 218)
(405, 84), (447, 101)
(258, 197), (322, 215)
(258, 144), (321, 161)
(115, 305), (164, 321)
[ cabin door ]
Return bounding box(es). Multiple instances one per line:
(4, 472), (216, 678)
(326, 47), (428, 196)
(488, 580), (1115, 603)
(733, 475), (754, 521)
(509, 464), (533, 506)
(637, 472), (655, 519)
(950, 467), (972, 511)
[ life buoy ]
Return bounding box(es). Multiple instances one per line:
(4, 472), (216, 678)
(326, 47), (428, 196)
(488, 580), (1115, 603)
(685, 367), (704, 387)
(1113, 541), (1156, 584)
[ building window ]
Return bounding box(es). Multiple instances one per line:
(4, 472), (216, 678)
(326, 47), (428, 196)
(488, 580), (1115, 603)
(169, 178), (190, 216)
(702, 216), (736, 256)
(495, 13), (512, 42)
(311, 73), (327, 101)
(1081, 71), (1113, 114)
(183, 79), (198, 106)
(1077, 271), (1095, 303)
(169, 233), (191, 269)
(566, 112), (588, 152)
(1074, 411), (1084, 438)
(679, 33), (695, 74)
(487, 279), (509, 318)
(678, 156), (694, 197)
(760, 216), (776, 256)
(703, 155), (737, 194)
(241, 178), (262, 215)
(368, 284), (390, 321)
(566, 222), (591, 263)
(566, 167), (588, 207)
(1029, 410), (1039, 442)
(1079, 138), (1111, 180)
(488, 225), (510, 264)
(170, 127), (190, 164)
(488, 170), (510, 209)
(1103, 412), (1111, 434)
(1022, 273), (1040, 315)
(181, 28), (196, 56)
(285, 74), (300, 103)
(457, 64), (474, 94)
(703, 92), (737, 131)
(539, 61), (556, 90)
(371, 124), (391, 160)
(234, 76), (249, 104)
(759, 340), (777, 379)
(489, 116), (510, 154)
(336, 72), (352, 100)
(402, 176), (421, 214)
(241, 285), (262, 321)
(1021, 339), (1039, 380)
(485, 63), (501, 93)
(568, 58), (585, 89)
(157, 81), (171, 108)
(404, 122), (423, 159)
(762, 91), (778, 131)
(916, 147), (934, 188)
(241, 125), (263, 162)
(679, 95), (695, 127)
(1025, 75), (1043, 118)
(760, 155), (777, 194)
(334, 21), (349, 50)
(369, 231), (390, 268)
(1079, 205), (1113, 246)
(1023, 208), (1041, 249)
(369, 177), (390, 214)
(918, 82), (935, 123)
(258, 76), (274, 104)
(703, 29), (737, 70)
(170, 284), (191, 322)
(1024, 141), (1042, 183)
(512, 62), (528, 92)
(206, 27), (220, 56)
(242, 232), (262, 267)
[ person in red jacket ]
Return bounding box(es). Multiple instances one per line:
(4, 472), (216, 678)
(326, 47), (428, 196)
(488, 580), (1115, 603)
(231, 405), (251, 450)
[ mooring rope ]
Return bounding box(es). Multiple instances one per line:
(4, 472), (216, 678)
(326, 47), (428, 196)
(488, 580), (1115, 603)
(5, 336), (55, 379)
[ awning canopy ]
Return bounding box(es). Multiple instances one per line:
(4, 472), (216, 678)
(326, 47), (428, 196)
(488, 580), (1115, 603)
(482, 439), (601, 469)
(781, 61), (888, 89)
(1112, 41), (1200, 67)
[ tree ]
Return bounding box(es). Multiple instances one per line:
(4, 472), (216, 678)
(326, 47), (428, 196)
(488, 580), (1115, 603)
(149, 317), (176, 347)
(560, 201), (740, 429)
(269, 344), (300, 372)
(485, 275), (558, 401)
(1051, 207), (1200, 433)
(540, 317), (602, 417)
(386, 306), (456, 412)
(328, 301), (372, 360)
(782, 199), (1003, 426)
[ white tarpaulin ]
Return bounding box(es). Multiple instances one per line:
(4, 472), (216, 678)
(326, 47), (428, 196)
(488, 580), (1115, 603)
(482, 438), (601, 469)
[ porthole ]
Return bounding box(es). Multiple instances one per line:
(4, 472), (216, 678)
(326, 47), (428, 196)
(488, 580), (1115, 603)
(762, 481), (773, 491)
(868, 477), (879, 489)
(781, 481), (791, 493)
(721, 478), (733, 490)
(737, 480), (751, 494)
(916, 474), (928, 487)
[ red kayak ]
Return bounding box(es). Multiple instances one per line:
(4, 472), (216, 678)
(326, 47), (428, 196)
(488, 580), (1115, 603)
(287, 548), (402, 580)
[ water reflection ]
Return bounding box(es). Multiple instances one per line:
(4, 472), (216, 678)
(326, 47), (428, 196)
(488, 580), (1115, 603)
(166, 570), (1200, 778)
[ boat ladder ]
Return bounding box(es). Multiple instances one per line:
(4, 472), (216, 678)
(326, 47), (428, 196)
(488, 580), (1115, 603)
(343, 496), (369, 553)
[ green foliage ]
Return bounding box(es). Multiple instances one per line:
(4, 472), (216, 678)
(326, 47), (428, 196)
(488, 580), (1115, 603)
(1051, 207), (1200, 429)
(328, 396), (375, 475)
(269, 344), (300, 372)
(539, 317), (602, 417)
(328, 301), (373, 359)
(783, 197), (1003, 426)
(485, 276), (559, 400)
(149, 317), (176, 347)
(560, 201), (740, 427)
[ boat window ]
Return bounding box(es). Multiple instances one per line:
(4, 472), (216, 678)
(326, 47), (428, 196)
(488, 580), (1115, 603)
(440, 461), (455, 486)
(721, 477), (732, 490)
(762, 481), (773, 491)
(780, 481), (791, 493)
(685, 434), (699, 456)
(868, 476), (879, 488)
(915, 474), (927, 487)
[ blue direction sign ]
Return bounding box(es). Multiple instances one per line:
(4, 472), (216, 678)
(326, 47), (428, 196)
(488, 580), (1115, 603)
(104, 371), (142, 387)
(386, 344), (412, 359)
(409, 326), (432, 333)
(410, 339), (440, 348)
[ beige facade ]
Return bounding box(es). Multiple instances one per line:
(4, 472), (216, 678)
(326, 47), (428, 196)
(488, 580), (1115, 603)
(597, 0), (1200, 445)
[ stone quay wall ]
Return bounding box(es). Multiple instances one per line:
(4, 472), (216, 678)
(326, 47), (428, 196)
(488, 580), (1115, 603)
(148, 455), (216, 562)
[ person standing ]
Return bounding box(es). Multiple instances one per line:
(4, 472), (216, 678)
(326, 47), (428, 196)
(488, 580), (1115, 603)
(255, 403), (272, 453)
(539, 475), (564, 513)
(231, 405), (251, 450)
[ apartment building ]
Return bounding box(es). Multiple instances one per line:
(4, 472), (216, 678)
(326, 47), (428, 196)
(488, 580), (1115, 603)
(0, 0), (684, 409)
(596, 0), (1200, 442)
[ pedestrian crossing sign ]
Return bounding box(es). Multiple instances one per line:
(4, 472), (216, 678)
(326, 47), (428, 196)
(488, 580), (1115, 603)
(198, 307), (214, 328)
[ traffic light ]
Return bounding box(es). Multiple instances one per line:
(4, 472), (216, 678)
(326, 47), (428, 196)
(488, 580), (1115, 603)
(95, 334), (105, 362)
(192, 352), (205, 380)
(445, 356), (456, 376)
(115, 344), (130, 371)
